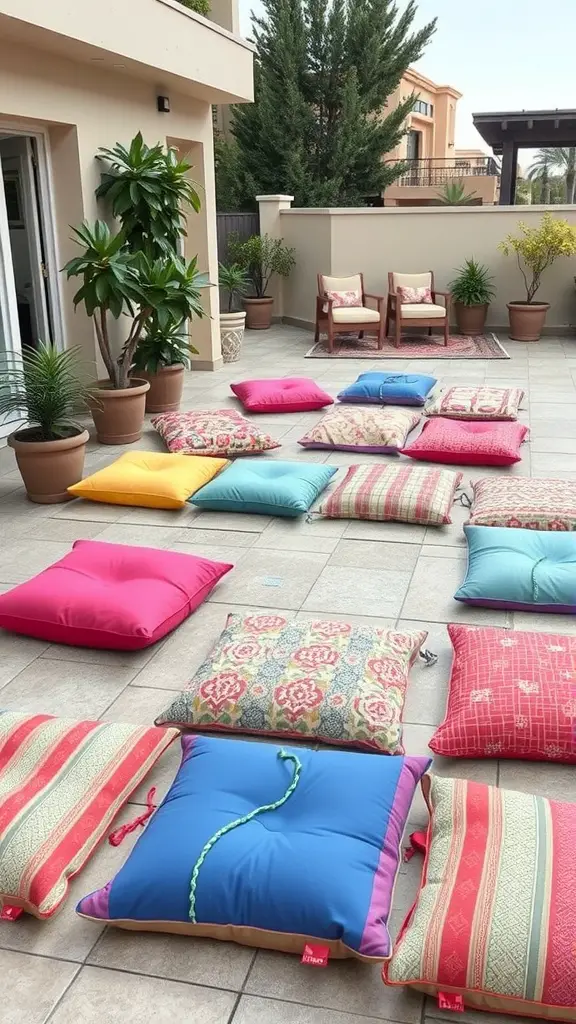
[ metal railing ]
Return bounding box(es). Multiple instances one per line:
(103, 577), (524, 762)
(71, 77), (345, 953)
(387, 157), (500, 187)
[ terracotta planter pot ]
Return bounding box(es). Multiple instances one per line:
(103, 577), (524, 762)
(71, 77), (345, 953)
(89, 378), (150, 445)
(220, 311), (246, 362)
(454, 302), (489, 336)
(8, 426), (89, 504)
(139, 364), (185, 413)
(507, 301), (550, 342)
(244, 297), (274, 330)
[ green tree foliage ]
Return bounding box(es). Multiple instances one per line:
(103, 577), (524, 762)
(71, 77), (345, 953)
(177, 0), (211, 15)
(527, 148), (576, 204)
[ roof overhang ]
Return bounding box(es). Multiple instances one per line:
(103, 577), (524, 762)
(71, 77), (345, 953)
(473, 109), (576, 153)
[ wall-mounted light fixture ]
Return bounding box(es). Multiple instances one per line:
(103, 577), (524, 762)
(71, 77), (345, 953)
(157, 96), (170, 113)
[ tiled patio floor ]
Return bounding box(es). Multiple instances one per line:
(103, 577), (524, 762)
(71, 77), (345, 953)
(1, 324), (576, 1024)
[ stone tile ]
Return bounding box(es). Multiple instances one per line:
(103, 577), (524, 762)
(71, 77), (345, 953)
(16, 519), (107, 542)
(95, 523), (186, 548)
(252, 517), (347, 553)
(400, 556), (509, 626)
(189, 510), (272, 532)
(0, 631), (49, 690)
(209, 549), (329, 609)
(0, 539), (72, 584)
(233, 995), (389, 1024)
(49, 965), (236, 1024)
(116, 504), (200, 527)
(171, 527), (255, 548)
(343, 519), (427, 543)
(422, 499), (469, 549)
(52, 500), (126, 522)
(531, 452), (576, 475)
(328, 539), (420, 571)
(40, 641), (157, 669)
(528, 436), (576, 454)
(512, 611), (576, 635)
(101, 683), (178, 725)
(296, 610), (396, 629)
(169, 541), (247, 566)
(498, 760), (576, 802)
(0, 949), (79, 1024)
(0, 659), (138, 718)
(302, 565), (411, 618)
(398, 620), (452, 726)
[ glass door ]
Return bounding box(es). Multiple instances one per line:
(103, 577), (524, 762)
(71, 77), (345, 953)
(0, 147), (23, 439)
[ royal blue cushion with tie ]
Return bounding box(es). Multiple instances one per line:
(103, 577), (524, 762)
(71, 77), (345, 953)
(338, 373), (437, 407)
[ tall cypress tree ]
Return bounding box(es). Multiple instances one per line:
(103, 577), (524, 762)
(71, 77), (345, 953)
(226, 0), (436, 207)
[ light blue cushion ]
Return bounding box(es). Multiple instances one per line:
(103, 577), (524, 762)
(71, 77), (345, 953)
(190, 459), (337, 517)
(338, 373), (437, 406)
(455, 525), (576, 612)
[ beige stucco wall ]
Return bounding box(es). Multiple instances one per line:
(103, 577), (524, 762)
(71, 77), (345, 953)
(385, 175), (499, 206)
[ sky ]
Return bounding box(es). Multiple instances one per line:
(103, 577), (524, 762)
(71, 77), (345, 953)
(238, 0), (576, 172)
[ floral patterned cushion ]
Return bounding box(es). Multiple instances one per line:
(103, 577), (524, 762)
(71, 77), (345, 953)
(325, 289), (362, 308)
(155, 614), (428, 753)
(424, 386), (524, 420)
(151, 409), (280, 457)
(299, 406), (420, 453)
(318, 464), (462, 526)
(469, 477), (576, 531)
(397, 286), (433, 304)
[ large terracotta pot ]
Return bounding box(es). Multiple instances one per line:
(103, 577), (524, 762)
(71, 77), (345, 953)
(89, 378), (150, 445)
(244, 297), (274, 330)
(8, 426), (89, 504)
(219, 311), (246, 362)
(507, 301), (550, 342)
(454, 302), (489, 336)
(139, 364), (185, 413)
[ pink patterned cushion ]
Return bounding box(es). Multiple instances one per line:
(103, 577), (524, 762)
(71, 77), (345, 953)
(151, 409), (280, 457)
(325, 289), (362, 308)
(400, 419), (528, 466)
(397, 286), (433, 304)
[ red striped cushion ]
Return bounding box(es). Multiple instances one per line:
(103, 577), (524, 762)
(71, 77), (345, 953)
(318, 464), (462, 525)
(0, 713), (178, 917)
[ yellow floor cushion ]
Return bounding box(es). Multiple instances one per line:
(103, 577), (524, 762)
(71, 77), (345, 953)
(68, 451), (229, 509)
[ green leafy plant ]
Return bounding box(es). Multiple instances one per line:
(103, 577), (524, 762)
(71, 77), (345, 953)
(0, 342), (91, 441)
(449, 259), (495, 307)
(499, 213), (576, 303)
(436, 182), (479, 206)
(219, 263), (250, 312)
(228, 234), (295, 298)
(177, 0), (211, 13)
(131, 326), (199, 374)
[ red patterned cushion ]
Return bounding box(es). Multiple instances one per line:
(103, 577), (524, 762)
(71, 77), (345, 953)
(318, 464), (462, 526)
(470, 477), (576, 530)
(325, 289), (362, 308)
(400, 418), (528, 466)
(430, 624), (576, 762)
(397, 286), (432, 304)
(425, 385), (524, 420)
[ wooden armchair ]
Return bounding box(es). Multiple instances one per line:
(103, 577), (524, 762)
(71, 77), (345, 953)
(385, 272), (451, 349)
(315, 273), (385, 353)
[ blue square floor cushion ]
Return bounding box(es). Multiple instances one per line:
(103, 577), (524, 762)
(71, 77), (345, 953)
(338, 373), (437, 407)
(77, 735), (430, 960)
(455, 525), (576, 612)
(190, 459), (337, 517)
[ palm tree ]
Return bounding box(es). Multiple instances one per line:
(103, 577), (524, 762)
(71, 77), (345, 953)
(528, 148), (576, 203)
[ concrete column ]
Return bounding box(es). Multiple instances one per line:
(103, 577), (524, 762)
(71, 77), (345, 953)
(256, 194), (294, 319)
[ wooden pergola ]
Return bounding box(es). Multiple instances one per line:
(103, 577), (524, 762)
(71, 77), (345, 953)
(472, 108), (576, 204)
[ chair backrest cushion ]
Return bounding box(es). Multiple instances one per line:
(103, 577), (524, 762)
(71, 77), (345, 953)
(321, 274), (362, 295)
(392, 272), (432, 292)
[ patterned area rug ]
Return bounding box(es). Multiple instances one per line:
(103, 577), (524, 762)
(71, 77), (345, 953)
(305, 333), (509, 359)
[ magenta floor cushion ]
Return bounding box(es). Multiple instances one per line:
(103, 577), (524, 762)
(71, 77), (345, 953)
(0, 540), (233, 650)
(231, 378), (333, 413)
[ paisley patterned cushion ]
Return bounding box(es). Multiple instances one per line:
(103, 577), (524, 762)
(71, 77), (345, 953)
(151, 409), (280, 456)
(470, 477), (576, 531)
(385, 774), (576, 1020)
(400, 418), (528, 466)
(299, 406), (420, 453)
(424, 386), (524, 420)
(397, 286), (433, 304)
(430, 624), (576, 762)
(318, 464), (462, 526)
(155, 614), (428, 754)
(325, 289), (362, 307)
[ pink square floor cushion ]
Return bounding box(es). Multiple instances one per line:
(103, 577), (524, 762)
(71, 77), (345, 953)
(400, 418), (528, 467)
(231, 377), (334, 413)
(0, 540), (233, 650)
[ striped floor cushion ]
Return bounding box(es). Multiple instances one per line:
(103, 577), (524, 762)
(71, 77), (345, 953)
(318, 465), (462, 526)
(385, 775), (576, 1021)
(0, 712), (178, 918)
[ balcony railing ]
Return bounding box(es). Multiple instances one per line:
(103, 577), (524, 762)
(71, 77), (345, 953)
(387, 157), (500, 187)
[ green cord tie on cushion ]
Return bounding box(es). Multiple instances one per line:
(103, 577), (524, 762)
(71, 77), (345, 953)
(531, 556), (547, 602)
(188, 749), (303, 924)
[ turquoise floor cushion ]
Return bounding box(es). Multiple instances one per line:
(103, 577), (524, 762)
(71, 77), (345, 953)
(338, 373), (437, 406)
(190, 459), (337, 517)
(455, 525), (576, 612)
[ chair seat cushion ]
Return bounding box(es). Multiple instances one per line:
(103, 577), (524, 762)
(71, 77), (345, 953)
(0, 712), (178, 918)
(430, 624), (576, 763)
(425, 385), (524, 420)
(400, 303), (446, 319)
(230, 377), (333, 413)
(469, 477), (576, 530)
(385, 774), (576, 1021)
(190, 460), (337, 517)
(77, 734), (431, 960)
(318, 464), (462, 526)
(400, 418), (528, 466)
(151, 409), (280, 456)
(155, 613), (428, 753)
(68, 452), (228, 509)
(455, 524), (576, 612)
(0, 540), (233, 649)
(299, 406), (420, 453)
(331, 306), (380, 324)
(338, 372), (437, 406)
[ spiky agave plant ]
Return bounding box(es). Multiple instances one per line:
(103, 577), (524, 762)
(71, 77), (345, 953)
(0, 342), (91, 441)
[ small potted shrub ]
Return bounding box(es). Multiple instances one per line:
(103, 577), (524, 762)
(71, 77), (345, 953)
(499, 213), (576, 341)
(449, 258), (495, 335)
(218, 262), (249, 362)
(132, 325), (198, 413)
(0, 343), (90, 503)
(228, 233), (296, 330)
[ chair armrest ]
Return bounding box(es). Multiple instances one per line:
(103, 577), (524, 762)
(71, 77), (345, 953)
(364, 292), (385, 311)
(432, 291), (451, 307)
(316, 294), (334, 317)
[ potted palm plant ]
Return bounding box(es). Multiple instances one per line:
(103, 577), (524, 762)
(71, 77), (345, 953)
(132, 325), (198, 413)
(228, 233), (296, 329)
(449, 259), (495, 335)
(0, 343), (90, 503)
(218, 263), (249, 362)
(499, 213), (576, 341)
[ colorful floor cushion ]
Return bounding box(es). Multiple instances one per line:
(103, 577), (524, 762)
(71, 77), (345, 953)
(385, 774), (576, 1021)
(68, 452), (228, 509)
(317, 464), (462, 526)
(151, 409), (280, 456)
(0, 540), (233, 649)
(190, 460), (336, 517)
(430, 624), (576, 763)
(155, 614), (427, 753)
(0, 711), (178, 918)
(424, 386), (524, 420)
(469, 477), (576, 531)
(299, 407), (420, 454)
(230, 377), (333, 413)
(455, 525), (576, 612)
(400, 418), (528, 466)
(338, 373), (437, 407)
(77, 734), (431, 959)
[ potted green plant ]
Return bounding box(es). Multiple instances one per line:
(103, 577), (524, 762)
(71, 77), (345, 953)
(131, 325), (197, 413)
(0, 343), (90, 503)
(228, 233), (296, 330)
(449, 258), (495, 335)
(499, 213), (576, 341)
(218, 263), (249, 362)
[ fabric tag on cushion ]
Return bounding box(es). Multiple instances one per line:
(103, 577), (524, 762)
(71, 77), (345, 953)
(151, 409), (280, 456)
(424, 386), (524, 420)
(397, 286), (433, 304)
(302, 944), (330, 966)
(325, 289), (362, 308)
(299, 406), (420, 454)
(469, 477), (576, 531)
(318, 464), (462, 526)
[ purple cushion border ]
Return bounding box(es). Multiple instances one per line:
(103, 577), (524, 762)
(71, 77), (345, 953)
(299, 441), (400, 454)
(455, 597), (576, 613)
